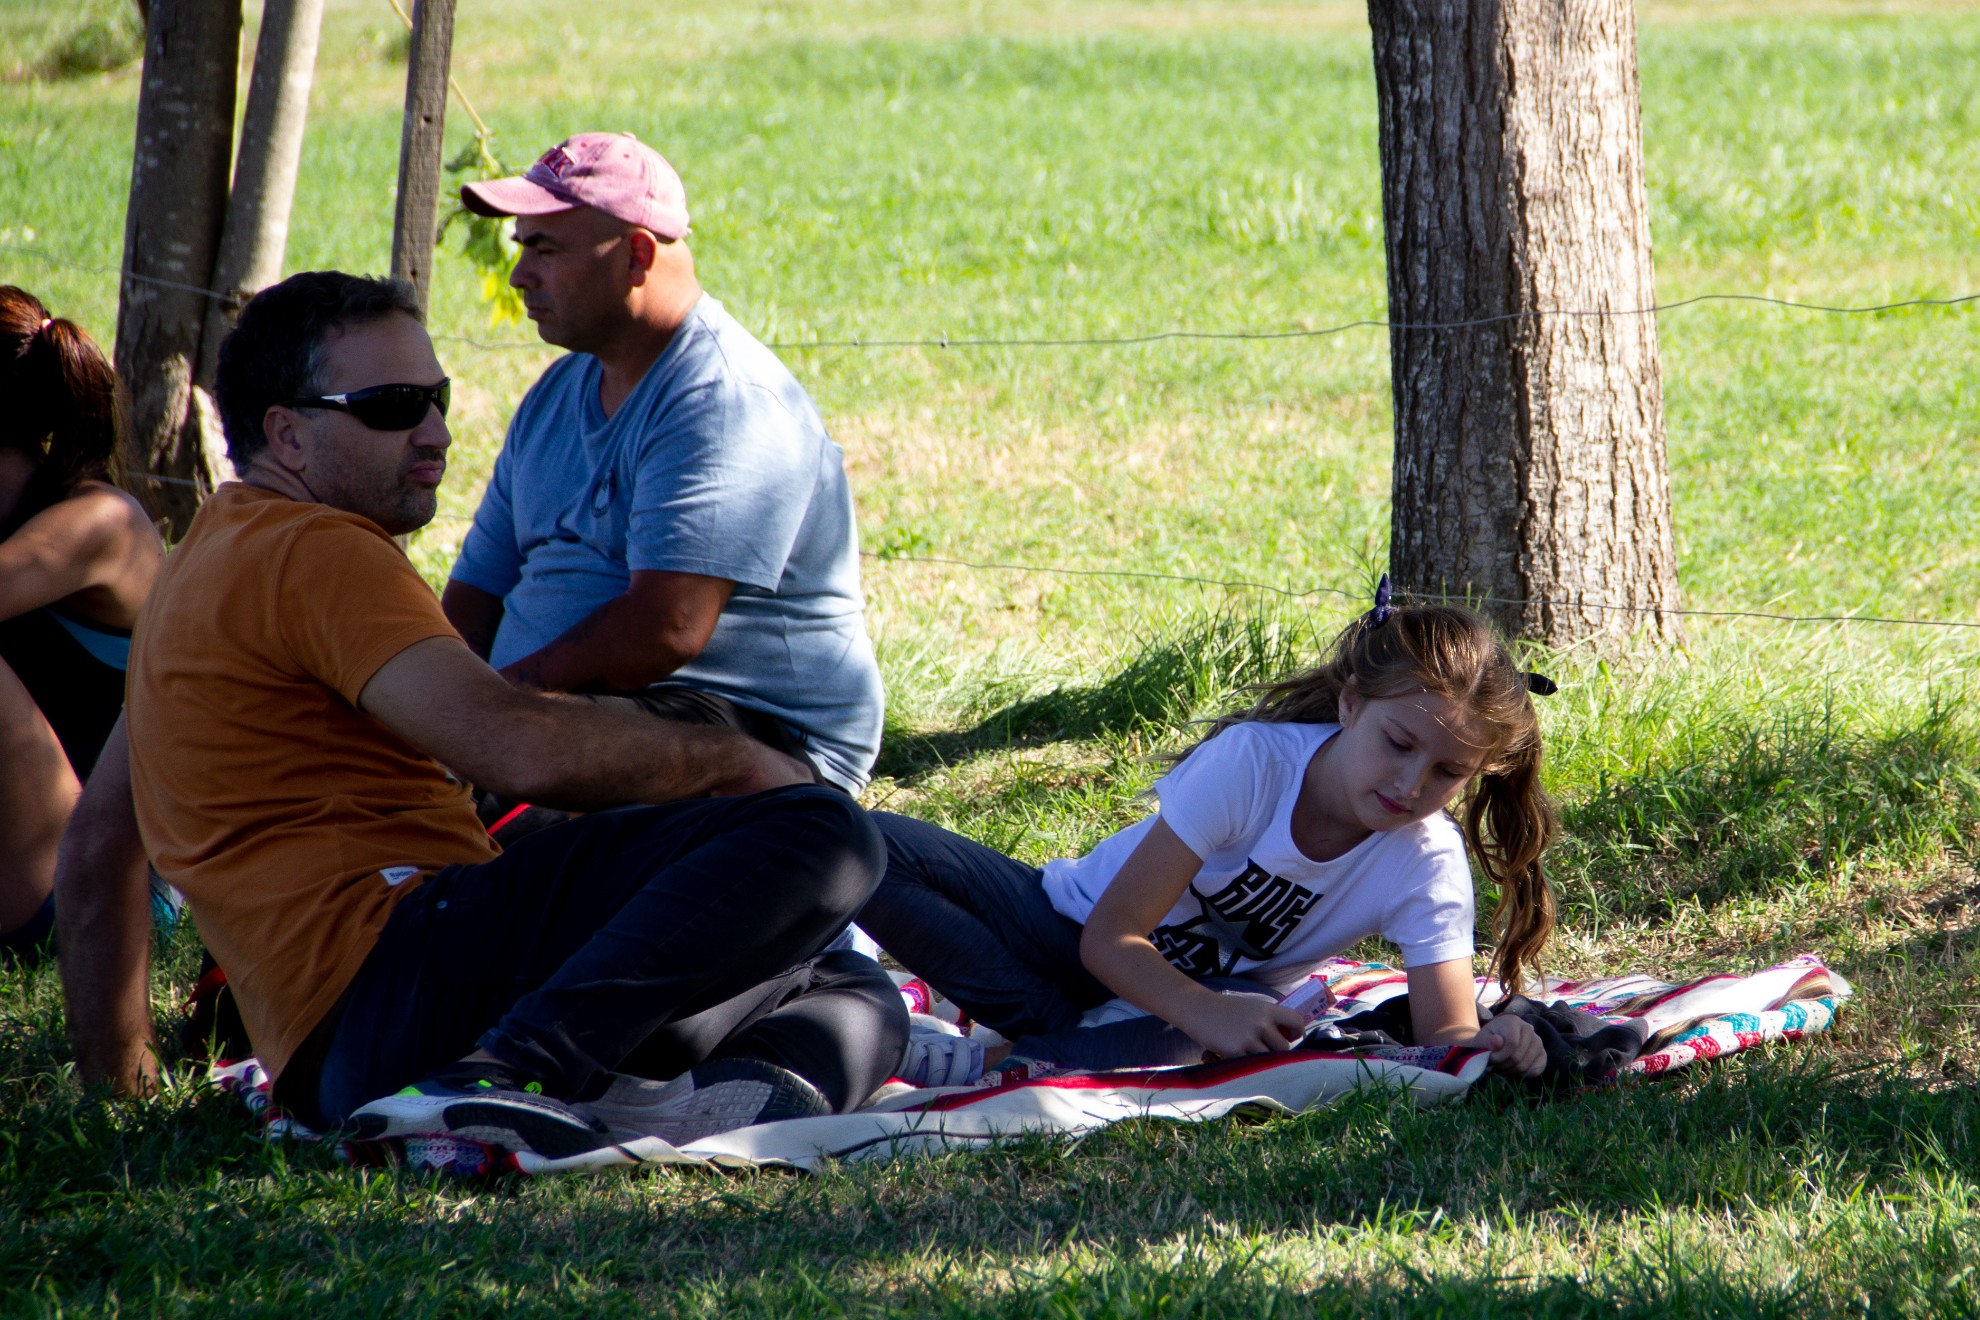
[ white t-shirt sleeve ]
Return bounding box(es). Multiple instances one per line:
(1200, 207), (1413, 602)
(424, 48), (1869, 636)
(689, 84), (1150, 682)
(1152, 724), (1289, 862)
(1380, 820), (1477, 968)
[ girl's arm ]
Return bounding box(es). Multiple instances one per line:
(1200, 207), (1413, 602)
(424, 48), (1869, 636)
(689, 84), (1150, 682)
(0, 489), (157, 624)
(1080, 819), (1308, 1059)
(1406, 959), (1545, 1077)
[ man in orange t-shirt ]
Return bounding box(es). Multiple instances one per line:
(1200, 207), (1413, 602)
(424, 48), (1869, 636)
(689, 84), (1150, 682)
(119, 272), (906, 1161)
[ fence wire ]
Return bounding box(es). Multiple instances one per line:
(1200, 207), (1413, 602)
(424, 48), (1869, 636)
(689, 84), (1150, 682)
(33, 241), (1976, 635)
(860, 550), (1980, 631)
(124, 482), (1977, 632)
(10, 244), (1977, 352)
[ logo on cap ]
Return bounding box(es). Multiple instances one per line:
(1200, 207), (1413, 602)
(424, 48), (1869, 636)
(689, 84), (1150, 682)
(532, 146), (576, 182)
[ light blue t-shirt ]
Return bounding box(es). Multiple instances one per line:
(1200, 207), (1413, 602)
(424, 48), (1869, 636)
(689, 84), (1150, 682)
(450, 295), (883, 790)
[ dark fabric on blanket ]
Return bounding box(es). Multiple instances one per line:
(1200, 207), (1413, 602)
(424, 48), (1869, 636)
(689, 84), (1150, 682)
(1321, 992), (1650, 1090)
(1327, 996), (1416, 1045)
(1494, 995), (1650, 1089)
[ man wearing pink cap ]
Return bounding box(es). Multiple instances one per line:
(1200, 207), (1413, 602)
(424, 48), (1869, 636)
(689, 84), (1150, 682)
(444, 133), (882, 794)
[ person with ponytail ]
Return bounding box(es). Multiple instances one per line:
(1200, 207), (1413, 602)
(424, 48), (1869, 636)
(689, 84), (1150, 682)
(0, 286), (164, 967)
(858, 581), (1559, 1084)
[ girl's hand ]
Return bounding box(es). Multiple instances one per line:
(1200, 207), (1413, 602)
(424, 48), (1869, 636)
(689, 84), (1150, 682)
(1406, 959), (1545, 1078)
(1471, 1013), (1546, 1078)
(1183, 992), (1307, 1060)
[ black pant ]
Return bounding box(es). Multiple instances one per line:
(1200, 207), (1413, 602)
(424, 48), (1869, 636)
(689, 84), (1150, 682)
(289, 787), (906, 1127)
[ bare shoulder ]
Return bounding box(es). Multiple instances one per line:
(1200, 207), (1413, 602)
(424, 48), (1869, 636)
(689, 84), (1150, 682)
(0, 482), (164, 622)
(59, 482), (166, 553)
(74, 481), (163, 536)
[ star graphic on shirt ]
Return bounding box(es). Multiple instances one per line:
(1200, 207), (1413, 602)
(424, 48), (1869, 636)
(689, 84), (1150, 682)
(1150, 860), (1320, 977)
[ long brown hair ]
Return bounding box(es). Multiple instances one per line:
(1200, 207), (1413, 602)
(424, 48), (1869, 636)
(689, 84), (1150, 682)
(0, 285), (125, 535)
(1181, 604), (1560, 992)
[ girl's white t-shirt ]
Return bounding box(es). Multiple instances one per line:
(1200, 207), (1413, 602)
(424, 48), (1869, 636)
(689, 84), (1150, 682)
(1039, 721), (1476, 991)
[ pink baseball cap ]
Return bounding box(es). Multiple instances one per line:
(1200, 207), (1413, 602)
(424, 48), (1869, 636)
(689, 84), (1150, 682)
(461, 132), (691, 240)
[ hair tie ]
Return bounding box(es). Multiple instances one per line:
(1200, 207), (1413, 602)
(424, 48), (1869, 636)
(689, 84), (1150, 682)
(1368, 572), (1394, 626)
(1523, 672), (1558, 697)
(35, 317), (53, 336)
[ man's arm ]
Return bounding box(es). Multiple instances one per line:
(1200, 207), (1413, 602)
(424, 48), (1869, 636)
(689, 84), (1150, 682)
(495, 569), (733, 692)
(441, 580), (506, 661)
(358, 634), (805, 808)
(54, 715), (161, 1096)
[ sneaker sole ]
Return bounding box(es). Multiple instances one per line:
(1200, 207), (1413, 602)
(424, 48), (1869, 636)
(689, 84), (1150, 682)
(645, 1076), (784, 1145)
(439, 1098), (615, 1159)
(348, 1093), (456, 1142)
(351, 1092), (613, 1160)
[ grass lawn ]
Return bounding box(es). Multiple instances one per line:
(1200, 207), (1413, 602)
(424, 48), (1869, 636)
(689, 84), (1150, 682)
(6, 0), (1980, 1313)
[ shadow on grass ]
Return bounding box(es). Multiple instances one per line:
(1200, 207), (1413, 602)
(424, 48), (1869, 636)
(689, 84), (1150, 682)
(8, 1037), (1980, 1314)
(716, 1245), (1890, 1319)
(1558, 699), (1980, 923)
(876, 609), (1323, 781)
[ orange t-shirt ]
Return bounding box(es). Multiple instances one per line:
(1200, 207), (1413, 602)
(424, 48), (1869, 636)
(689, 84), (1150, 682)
(128, 484), (499, 1079)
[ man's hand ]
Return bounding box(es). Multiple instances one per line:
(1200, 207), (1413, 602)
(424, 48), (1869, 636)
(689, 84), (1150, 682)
(1181, 991), (1306, 1060)
(710, 743), (817, 797)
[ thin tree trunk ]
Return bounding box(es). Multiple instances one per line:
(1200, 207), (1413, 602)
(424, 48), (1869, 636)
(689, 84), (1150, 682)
(195, 0), (324, 397)
(1368, 0), (1681, 645)
(114, 0), (241, 534)
(390, 0), (456, 312)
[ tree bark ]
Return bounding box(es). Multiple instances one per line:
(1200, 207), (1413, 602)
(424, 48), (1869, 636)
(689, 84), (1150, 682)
(390, 0), (456, 312)
(114, 0), (241, 534)
(1368, 0), (1681, 644)
(194, 0), (324, 396)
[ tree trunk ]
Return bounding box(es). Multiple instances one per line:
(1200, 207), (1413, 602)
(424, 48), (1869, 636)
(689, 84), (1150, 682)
(1367, 0), (1681, 645)
(194, 0), (324, 398)
(114, 0), (241, 534)
(390, 0), (456, 312)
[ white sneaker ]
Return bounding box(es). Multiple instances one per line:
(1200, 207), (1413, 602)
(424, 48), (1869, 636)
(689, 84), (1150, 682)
(897, 1025), (986, 1087)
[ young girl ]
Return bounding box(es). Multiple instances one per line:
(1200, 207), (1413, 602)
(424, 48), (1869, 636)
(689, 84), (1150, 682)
(859, 597), (1557, 1082)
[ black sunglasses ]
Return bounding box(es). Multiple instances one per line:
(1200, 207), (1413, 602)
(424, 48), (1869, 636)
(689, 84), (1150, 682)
(280, 379), (451, 431)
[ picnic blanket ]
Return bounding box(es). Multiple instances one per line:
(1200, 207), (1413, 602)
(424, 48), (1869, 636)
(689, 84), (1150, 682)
(207, 953), (1850, 1177)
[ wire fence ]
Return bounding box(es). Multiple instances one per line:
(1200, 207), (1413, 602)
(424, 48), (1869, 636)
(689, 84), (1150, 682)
(25, 234), (1979, 636)
(855, 551), (1980, 631)
(120, 477), (1974, 633)
(9, 243), (1978, 353)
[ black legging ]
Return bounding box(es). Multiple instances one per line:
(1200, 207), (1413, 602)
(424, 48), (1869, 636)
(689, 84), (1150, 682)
(284, 787), (908, 1127)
